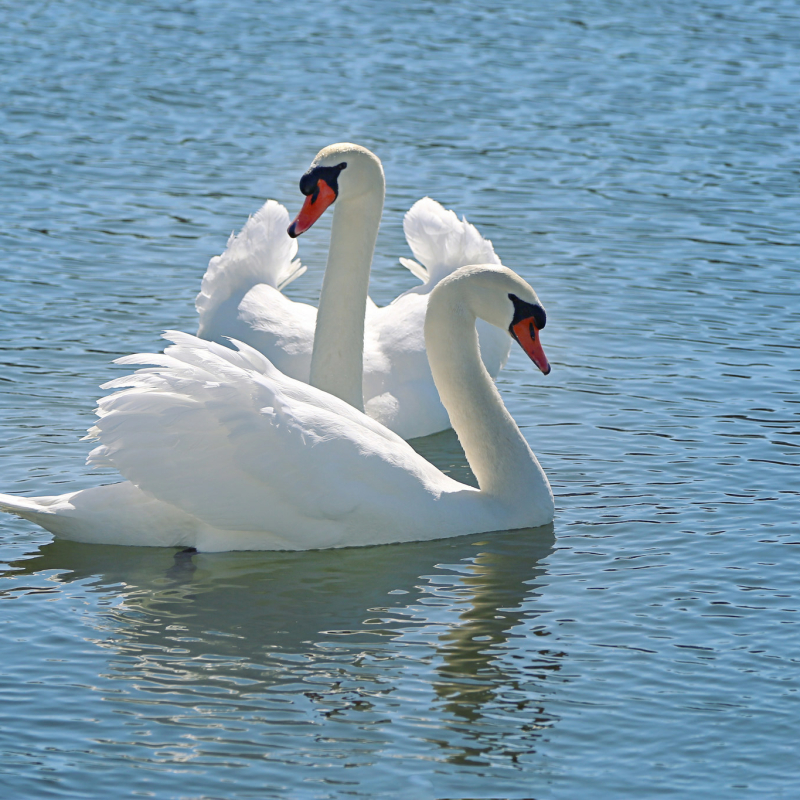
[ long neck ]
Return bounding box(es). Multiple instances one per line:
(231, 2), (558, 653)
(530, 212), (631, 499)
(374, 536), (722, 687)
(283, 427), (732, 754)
(309, 188), (383, 410)
(424, 296), (551, 504)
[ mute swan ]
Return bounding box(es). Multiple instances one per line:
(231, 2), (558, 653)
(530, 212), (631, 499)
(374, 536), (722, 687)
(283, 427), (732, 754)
(196, 143), (511, 439)
(0, 264), (554, 551)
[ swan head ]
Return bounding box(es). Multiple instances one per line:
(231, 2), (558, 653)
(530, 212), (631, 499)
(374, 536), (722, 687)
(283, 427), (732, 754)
(432, 264), (551, 375)
(288, 143), (384, 238)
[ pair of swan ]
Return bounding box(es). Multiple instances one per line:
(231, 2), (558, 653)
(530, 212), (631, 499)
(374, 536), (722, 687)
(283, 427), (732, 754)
(196, 144), (510, 439)
(0, 144), (555, 550)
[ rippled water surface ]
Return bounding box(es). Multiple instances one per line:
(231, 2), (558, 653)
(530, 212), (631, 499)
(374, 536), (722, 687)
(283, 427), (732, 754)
(1, 0), (799, 797)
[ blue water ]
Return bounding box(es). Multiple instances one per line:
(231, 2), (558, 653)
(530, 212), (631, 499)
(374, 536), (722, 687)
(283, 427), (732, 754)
(2, 0), (799, 797)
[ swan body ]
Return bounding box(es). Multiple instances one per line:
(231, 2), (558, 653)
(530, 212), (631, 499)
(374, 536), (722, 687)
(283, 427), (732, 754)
(197, 144), (511, 439)
(0, 265), (554, 551)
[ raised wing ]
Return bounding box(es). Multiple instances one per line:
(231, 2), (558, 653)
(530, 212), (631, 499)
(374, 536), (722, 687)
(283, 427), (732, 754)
(86, 333), (452, 548)
(196, 200), (306, 333)
(401, 197), (500, 290)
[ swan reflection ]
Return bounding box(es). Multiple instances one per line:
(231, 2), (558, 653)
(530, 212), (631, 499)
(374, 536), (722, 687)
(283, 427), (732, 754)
(4, 522), (558, 766)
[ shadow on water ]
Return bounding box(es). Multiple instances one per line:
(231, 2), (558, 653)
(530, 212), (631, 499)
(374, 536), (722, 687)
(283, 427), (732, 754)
(408, 427), (479, 488)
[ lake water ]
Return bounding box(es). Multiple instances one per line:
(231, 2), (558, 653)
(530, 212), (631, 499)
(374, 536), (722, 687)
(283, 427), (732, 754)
(1, 0), (799, 797)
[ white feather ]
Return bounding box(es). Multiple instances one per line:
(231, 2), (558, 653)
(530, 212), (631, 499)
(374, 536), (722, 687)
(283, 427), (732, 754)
(197, 195), (510, 439)
(195, 200), (305, 332)
(401, 197), (501, 288)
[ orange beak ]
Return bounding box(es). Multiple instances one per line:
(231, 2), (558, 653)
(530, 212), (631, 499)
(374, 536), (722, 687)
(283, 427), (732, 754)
(287, 179), (337, 238)
(511, 317), (551, 375)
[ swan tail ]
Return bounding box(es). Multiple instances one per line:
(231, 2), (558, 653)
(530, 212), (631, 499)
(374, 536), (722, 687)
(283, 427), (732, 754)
(0, 492), (59, 526)
(0, 491), (90, 540)
(0, 484), (203, 547)
(196, 200), (305, 330)
(402, 197), (500, 288)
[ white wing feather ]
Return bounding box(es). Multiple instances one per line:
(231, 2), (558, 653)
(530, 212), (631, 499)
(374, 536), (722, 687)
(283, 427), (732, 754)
(86, 333), (454, 548)
(398, 257), (429, 283)
(401, 197), (500, 288)
(196, 200), (306, 331)
(193, 195), (507, 441)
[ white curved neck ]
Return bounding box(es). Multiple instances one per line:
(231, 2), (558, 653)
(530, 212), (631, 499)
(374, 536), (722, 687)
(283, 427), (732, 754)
(424, 293), (552, 505)
(309, 186), (384, 411)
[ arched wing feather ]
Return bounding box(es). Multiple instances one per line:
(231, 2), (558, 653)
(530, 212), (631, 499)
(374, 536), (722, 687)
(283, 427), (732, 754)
(87, 333), (452, 547)
(402, 197), (500, 289)
(196, 200), (306, 331)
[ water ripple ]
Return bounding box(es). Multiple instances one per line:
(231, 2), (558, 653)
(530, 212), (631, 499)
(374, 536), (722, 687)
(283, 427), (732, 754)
(1, 0), (799, 797)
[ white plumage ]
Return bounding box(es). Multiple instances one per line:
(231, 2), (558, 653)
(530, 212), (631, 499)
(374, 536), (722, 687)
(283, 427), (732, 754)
(197, 194), (511, 440)
(0, 266), (554, 551)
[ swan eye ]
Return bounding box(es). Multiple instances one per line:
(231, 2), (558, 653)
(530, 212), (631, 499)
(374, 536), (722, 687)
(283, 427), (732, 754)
(299, 162), (348, 198)
(508, 293), (546, 331)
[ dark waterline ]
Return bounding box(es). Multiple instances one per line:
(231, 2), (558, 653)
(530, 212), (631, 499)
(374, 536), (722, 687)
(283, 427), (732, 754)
(1, 0), (799, 797)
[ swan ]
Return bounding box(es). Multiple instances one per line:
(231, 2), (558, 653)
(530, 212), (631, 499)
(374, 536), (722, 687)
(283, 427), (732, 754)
(0, 264), (554, 551)
(196, 143), (511, 439)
